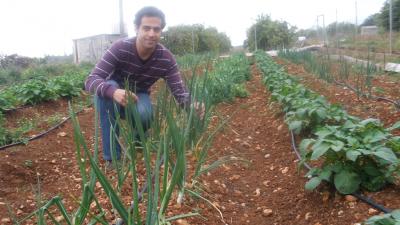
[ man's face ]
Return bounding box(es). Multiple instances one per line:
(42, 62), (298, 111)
(136, 16), (162, 50)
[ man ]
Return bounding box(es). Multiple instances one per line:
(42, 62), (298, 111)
(85, 6), (203, 164)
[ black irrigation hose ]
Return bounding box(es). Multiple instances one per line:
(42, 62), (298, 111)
(352, 192), (391, 214)
(289, 131), (392, 214)
(290, 131), (311, 171)
(374, 97), (400, 108)
(333, 79), (400, 110)
(0, 104), (92, 151)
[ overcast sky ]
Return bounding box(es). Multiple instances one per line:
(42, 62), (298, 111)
(0, 0), (385, 57)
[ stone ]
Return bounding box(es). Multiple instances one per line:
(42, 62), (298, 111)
(262, 209), (273, 217)
(230, 175), (241, 180)
(57, 132), (67, 137)
(16, 209), (23, 215)
(254, 188), (261, 197)
(368, 208), (378, 215)
(55, 216), (64, 222)
(176, 219), (190, 225)
(1, 218), (11, 223)
(345, 195), (357, 202)
(241, 141), (251, 148)
(263, 180), (270, 186)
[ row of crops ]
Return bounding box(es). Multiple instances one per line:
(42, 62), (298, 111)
(278, 50), (380, 81)
(279, 50), (400, 112)
(14, 54), (252, 224)
(0, 65), (91, 146)
(277, 50), (386, 100)
(255, 51), (400, 224)
(256, 51), (400, 193)
(0, 65), (91, 111)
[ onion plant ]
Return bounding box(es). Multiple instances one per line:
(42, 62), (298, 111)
(13, 53), (252, 224)
(278, 47), (380, 99)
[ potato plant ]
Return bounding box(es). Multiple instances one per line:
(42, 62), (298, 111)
(14, 79), (58, 105)
(365, 209), (400, 225)
(0, 64), (90, 147)
(256, 51), (400, 194)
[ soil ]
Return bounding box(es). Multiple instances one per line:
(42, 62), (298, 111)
(3, 95), (90, 138)
(1, 61), (400, 225)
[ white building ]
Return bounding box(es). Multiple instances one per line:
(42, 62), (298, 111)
(73, 0), (126, 64)
(72, 34), (126, 64)
(360, 26), (378, 36)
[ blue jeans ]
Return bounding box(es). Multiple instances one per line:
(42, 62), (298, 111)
(95, 80), (153, 161)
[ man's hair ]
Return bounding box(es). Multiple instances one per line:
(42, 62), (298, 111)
(134, 6), (166, 29)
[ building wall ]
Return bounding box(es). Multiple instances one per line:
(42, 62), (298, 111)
(73, 34), (126, 64)
(360, 26), (378, 36)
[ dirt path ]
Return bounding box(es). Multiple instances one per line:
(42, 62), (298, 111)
(1, 63), (399, 225)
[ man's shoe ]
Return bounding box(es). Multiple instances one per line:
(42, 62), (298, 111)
(105, 160), (121, 171)
(105, 160), (114, 170)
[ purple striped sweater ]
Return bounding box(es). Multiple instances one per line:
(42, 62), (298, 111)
(85, 37), (190, 106)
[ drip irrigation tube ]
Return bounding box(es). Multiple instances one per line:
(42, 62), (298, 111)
(289, 131), (392, 214)
(333, 79), (400, 110)
(0, 104), (91, 151)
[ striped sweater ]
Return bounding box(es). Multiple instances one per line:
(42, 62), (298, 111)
(85, 37), (190, 106)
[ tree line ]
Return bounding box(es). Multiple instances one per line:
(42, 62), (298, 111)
(362, 0), (400, 31)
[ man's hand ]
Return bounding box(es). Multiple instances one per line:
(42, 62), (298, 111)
(192, 101), (205, 118)
(112, 89), (138, 107)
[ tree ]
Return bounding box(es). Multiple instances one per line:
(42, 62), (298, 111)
(161, 25), (199, 55)
(246, 14), (296, 51)
(296, 29), (318, 39)
(198, 27), (220, 52)
(379, 0), (400, 31)
(0, 54), (34, 69)
(361, 13), (380, 26)
(217, 32), (231, 53)
(326, 22), (357, 37)
(161, 24), (231, 55)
